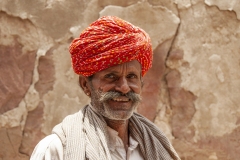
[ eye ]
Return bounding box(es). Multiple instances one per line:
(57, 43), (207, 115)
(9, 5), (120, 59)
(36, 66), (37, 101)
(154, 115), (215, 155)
(104, 73), (117, 80)
(127, 74), (138, 79)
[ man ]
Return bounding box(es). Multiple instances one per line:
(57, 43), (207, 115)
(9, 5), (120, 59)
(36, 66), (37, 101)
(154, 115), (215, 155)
(31, 16), (180, 160)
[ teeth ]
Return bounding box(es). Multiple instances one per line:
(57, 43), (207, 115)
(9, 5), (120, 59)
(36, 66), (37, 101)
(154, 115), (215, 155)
(112, 97), (130, 102)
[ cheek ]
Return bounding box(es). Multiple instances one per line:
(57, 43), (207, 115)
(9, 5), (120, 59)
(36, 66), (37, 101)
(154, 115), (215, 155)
(90, 79), (106, 92)
(97, 84), (114, 93)
(129, 82), (142, 94)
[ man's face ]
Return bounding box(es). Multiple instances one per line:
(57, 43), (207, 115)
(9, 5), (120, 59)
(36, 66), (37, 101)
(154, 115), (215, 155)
(88, 60), (142, 120)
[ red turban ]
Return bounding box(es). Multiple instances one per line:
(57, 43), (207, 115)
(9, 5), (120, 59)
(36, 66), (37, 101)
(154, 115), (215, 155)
(69, 16), (153, 77)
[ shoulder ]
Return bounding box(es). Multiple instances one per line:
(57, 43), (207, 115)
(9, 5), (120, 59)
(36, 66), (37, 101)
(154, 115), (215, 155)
(30, 134), (63, 160)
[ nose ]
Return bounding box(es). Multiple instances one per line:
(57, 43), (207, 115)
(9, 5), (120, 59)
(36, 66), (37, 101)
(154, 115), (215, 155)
(115, 77), (131, 94)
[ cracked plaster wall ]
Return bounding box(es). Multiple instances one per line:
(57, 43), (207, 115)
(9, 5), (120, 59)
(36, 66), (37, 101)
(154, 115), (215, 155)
(0, 0), (239, 159)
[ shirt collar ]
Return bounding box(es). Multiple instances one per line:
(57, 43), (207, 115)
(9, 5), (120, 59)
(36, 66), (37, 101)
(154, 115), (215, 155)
(106, 126), (139, 151)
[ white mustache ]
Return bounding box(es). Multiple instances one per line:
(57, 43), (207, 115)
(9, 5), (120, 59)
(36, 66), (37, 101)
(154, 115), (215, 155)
(99, 91), (142, 103)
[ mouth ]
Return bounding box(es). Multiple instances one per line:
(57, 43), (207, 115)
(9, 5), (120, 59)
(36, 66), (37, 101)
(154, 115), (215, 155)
(111, 96), (130, 102)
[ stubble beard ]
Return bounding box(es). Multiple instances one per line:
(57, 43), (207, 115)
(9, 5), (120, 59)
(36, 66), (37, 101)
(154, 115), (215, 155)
(90, 88), (142, 120)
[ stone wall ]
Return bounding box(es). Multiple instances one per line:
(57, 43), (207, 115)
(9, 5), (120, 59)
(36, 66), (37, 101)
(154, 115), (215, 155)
(0, 0), (240, 159)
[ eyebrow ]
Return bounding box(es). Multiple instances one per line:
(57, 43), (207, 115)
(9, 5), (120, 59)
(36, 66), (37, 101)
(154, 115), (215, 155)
(106, 66), (140, 73)
(104, 70), (140, 77)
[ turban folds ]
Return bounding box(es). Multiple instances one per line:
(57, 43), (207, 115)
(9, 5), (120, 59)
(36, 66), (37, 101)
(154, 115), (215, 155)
(69, 16), (153, 77)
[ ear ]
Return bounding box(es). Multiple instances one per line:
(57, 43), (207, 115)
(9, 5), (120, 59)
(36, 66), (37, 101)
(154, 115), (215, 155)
(79, 75), (91, 96)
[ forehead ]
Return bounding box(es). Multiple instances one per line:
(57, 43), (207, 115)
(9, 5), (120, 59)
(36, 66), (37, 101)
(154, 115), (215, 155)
(98, 60), (141, 74)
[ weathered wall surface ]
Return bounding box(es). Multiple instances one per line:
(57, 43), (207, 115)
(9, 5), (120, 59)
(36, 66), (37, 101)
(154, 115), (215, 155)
(0, 0), (240, 159)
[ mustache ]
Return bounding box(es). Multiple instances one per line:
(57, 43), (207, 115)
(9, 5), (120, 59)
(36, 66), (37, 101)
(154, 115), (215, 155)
(99, 91), (142, 103)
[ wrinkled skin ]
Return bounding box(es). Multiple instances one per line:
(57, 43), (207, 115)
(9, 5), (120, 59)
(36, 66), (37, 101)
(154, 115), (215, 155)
(79, 60), (143, 150)
(79, 60), (143, 120)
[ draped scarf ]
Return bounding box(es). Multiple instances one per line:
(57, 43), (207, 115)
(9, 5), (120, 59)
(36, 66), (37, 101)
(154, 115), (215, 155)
(52, 105), (180, 160)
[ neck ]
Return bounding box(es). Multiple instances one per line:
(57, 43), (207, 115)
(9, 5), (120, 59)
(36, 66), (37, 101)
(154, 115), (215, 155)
(104, 118), (129, 151)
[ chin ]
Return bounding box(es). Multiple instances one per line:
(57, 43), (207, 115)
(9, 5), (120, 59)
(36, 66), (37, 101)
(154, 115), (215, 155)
(109, 111), (134, 120)
(101, 103), (137, 120)
(103, 113), (133, 121)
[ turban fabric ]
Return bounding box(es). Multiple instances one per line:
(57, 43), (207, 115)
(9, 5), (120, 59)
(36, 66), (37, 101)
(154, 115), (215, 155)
(69, 16), (153, 77)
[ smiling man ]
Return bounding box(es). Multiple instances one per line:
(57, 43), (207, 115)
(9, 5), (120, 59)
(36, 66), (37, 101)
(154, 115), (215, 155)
(31, 16), (180, 160)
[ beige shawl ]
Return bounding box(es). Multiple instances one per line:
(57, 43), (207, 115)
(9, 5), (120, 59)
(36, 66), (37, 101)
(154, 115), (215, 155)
(52, 105), (180, 160)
